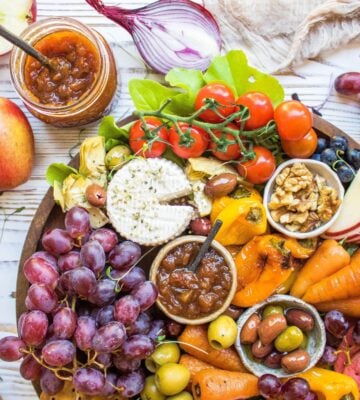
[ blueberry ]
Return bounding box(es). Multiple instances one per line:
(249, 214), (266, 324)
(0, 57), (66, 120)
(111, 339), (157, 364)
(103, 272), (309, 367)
(330, 136), (348, 152)
(316, 137), (328, 153)
(337, 164), (355, 183)
(320, 148), (337, 166)
(346, 148), (360, 170)
(311, 153), (321, 161)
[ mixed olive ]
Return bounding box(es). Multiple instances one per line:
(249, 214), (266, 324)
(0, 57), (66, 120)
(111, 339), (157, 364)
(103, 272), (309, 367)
(240, 304), (315, 374)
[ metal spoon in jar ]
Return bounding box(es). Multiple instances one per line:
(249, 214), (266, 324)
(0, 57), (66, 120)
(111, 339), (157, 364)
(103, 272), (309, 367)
(0, 25), (54, 70)
(187, 220), (223, 274)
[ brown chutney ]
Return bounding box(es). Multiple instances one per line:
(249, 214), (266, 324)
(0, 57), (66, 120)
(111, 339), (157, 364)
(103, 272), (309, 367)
(156, 242), (232, 319)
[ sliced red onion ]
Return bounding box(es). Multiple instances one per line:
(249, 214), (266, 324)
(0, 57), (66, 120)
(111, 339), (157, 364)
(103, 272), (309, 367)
(85, 0), (221, 73)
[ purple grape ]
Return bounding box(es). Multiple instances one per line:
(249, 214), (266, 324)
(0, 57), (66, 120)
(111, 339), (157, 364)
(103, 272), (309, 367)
(131, 281), (158, 311)
(80, 241), (106, 277)
(114, 295), (141, 326)
(96, 305), (115, 327)
(320, 345), (337, 366)
(65, 207), (91, 239)
(96, 352), (112, 368)
(53, 307), (77, 339)
(26, 284), (58, 313)
(20, 310), (48, 347)
(77, 303), (93, 317)
(74, 316), (96, 351)
(282, 378), (310, 400)
(89, 228), (118, 252)
(58, 251), (81, 272)
(40, 369), (64, 395)
(326, 331), (342, 348)
(116, 369), (145, 398)
(73, 367), (105, 395)
(111, 267), (146, 292)
(147, 319), (166, 342)
(20, 354), (42, 380)
(113, 355), (141, 373)
(305, 391), (318, 400)
(42, 228), (73, 255)
(353, 320), (360, 344)
(128, 312), (152, 336)
(335, 72), (360, 96)
(90, 307), (100, 321)
(58, 271), (75, 295)
(88, 279), (116, 306)
(29, 251), (58, 271)
(45, 324), (58, 343)
(109, 241), (141, 271)
(64, 267), (97, 298)
(324, 310), (350, 338)
(92, 321), (126, 353)
(42, 339), (76, 367)
(0, 336), (26, 361)
(24, 256), (59, 289)
(97, 372), (117, 396)
(122, 334), (155, 360)
(258, 374), (282, 398)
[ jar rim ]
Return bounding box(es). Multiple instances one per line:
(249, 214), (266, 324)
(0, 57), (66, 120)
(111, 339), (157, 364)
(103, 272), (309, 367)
(10, 17), (109, 115)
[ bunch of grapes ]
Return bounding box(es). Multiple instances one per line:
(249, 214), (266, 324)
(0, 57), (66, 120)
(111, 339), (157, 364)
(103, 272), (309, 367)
(0, 206), (162, 398)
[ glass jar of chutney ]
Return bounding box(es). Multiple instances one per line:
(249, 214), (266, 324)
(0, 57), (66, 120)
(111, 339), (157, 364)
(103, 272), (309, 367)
(10, 17), (117, 127)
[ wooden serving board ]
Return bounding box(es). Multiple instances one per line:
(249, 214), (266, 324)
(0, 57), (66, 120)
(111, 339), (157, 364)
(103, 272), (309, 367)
(15, 114), (360, 397)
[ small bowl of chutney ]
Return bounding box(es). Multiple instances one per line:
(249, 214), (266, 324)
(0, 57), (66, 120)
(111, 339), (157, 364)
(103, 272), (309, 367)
(150, 235), (237, 325)
(10, 17), (117, 127)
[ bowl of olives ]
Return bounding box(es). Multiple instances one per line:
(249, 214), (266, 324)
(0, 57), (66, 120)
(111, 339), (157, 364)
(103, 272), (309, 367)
(235, 294), (326, 378)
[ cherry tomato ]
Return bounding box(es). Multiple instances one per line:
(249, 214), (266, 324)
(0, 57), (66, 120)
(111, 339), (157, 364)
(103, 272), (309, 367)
(237, 146), (276, 184)
(168, 122), (209, 159)
(129, 117), (168, 158)
(274, 101), (312, 141)
(281, 128), (318, 159)
(209, 123), (241, 161)
(236, 92), (274, 130)
(195, 83), (236, 123)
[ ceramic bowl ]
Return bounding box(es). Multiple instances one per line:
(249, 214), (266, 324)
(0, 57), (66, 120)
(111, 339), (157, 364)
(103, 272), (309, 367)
(235, 294), (326, 378)
(263, 159), (344, 239)
(149, 235), (237, 325)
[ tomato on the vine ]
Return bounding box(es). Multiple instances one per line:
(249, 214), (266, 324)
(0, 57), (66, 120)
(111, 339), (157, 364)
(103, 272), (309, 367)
(129, 117), (169, 158)
(209, 123), (241, 161)
(281, 128), (318, 159)
(168, 122), (209, 159)
(236, 92), (274, 130)
(237, 146), (276, 184)
(274, 100), (312, 141)
(195, 83), (236, 123)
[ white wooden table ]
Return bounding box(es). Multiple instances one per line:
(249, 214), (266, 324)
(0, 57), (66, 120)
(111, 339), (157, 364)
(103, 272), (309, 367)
(0, 1), (359, 398)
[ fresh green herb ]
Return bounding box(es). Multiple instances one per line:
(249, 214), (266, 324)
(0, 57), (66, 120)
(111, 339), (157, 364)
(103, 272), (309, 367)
(46, 164), (78, 187)
(345, 243), (359, 256)
(98, 115), (133, 143)
(162, 147), (185, 168)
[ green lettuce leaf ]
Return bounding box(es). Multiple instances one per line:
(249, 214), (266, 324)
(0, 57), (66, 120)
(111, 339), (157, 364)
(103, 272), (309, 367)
(98, 116), (131, 142)
(46, 164), (78, 186)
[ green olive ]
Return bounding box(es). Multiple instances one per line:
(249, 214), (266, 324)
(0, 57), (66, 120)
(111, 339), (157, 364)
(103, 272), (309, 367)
(262, 305), (284, 319)
(141, 375), (166, 400)
(167, 392), (193, 400)
(275, 326), (304, 353)
(150, 343), (181, 368)
(155, 363), (190, 396)
(105, 145), (131, 170)
(207, 315), (238, 350)
(145, 357), (158, 373)
(300, 333), (309, 349)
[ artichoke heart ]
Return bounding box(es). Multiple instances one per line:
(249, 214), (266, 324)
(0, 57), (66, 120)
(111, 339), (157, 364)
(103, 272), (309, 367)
(79, 136), (107, 188)
(187, 157), (240, 180)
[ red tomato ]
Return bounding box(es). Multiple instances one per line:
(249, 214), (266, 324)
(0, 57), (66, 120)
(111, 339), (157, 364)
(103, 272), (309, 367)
(195, 83), (236, 123)
(237, 146), (276, 184)
(129, 117), (168, 158)
(236, 92), (274, 130)
(281, 128), (318, 158)
(274, 100), (312, 141)
(209, 123), (241, 161)
(168, 122), (209, 159)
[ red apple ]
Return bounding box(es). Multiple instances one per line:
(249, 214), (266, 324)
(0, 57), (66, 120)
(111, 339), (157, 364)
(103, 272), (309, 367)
(0, 0), (37, 55)
(0, 98), (34, 191)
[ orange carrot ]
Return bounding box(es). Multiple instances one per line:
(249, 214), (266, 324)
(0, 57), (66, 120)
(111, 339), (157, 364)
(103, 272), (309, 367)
(178, 325), (246, 372)
(302, 249), (360, 303)
(290, 240), (350, 298)
(180, 354), (215, 383)
(315, 297), (360, 318)
(192, 369), (259, 400)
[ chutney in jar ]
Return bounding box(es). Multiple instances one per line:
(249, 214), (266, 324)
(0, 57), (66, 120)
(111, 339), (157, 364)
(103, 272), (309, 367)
(24, 31), (100, 106)
(156, 242), (233, 319)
